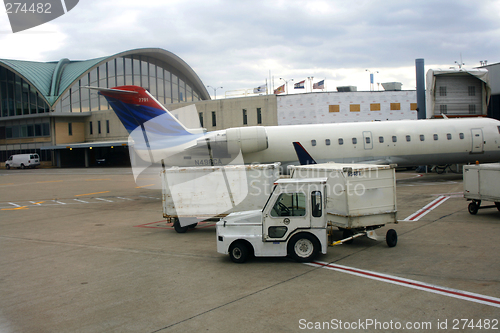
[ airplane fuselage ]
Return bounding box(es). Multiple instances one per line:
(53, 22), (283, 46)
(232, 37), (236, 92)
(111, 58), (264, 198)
(242, 117), (500, 167)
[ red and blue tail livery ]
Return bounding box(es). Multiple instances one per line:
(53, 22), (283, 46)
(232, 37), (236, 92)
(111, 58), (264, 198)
(93, 86), (190, 136)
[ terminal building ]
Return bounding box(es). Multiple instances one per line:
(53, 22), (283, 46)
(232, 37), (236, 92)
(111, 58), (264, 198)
(0, 48), (498, 167)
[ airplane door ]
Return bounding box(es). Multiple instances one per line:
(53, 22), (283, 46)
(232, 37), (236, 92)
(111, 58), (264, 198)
(471, 128), (484, 153)
(362, 131), (373, 150)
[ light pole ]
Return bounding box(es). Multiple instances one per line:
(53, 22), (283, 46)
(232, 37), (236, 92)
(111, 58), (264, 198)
(207, 85), (223, 100)
(308, 76), (314, 92)
(365, 69), (379, 91)
(279, 78), (293, 94)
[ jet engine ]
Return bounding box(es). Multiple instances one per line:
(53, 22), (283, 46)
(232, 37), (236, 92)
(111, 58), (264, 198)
(226, 126), (268, 154)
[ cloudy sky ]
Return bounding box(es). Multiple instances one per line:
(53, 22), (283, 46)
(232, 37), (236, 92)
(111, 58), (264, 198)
(1, 0), (499, 98)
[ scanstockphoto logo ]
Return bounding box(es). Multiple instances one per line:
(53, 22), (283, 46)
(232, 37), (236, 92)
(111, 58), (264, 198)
(4, 0), (79, 33)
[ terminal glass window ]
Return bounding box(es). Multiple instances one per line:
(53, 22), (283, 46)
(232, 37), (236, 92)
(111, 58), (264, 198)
(130, 57), (139, 85)
(271, 192), (306, 217)
(257, 108), (262, 124)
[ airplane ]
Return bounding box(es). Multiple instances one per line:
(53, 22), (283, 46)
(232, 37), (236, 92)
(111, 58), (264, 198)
(88, 85), (500, 170)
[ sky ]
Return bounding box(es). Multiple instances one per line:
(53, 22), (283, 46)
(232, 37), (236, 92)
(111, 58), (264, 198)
(1, 0), (499, 98)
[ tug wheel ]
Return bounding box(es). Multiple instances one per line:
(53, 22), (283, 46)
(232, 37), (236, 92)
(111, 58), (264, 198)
(288, 233), (319, 263)
(229, 241), (249, 263)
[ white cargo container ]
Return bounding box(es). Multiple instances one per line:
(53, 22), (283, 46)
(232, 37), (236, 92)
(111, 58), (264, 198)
(288, 163), (397, 237)
(161, 163), (280, 232)
(463, 163), (500, 214)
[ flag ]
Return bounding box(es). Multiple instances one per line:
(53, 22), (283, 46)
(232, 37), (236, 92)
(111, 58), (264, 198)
(253, 84), (267, 94)
(274, 84), (285, 94)
(313, 80), (325, 89)
(294, 80), (305, 89)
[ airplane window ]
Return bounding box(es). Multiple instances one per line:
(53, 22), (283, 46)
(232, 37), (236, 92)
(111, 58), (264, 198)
(447, 133), (452, 140)
(379, 136), (384, 143)
(392, 136), (397, 143)
(311, 140), (317, 146)
(433, 134), (438, 140)
(406, 135), (411, 142)
(365, 137), (371, 144)
(352, 138), (357, 144)
(459, 133), (464, 139)
(338, 138), (344, 145)
(498, 126), (500, 134)
(420, 135), (425, 141)
(325, 139), (331, 146)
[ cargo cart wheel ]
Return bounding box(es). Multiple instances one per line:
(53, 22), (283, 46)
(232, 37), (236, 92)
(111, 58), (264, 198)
(468, 201), (479, 215)
(386, 229), (397, 247)
(5, 164), (9, 169)
(229, 241), (249, 263)
(342, 229), (354, 244)
(495, 202), (500, 211)
(288, 233), (319, 263)
(173, 218), (188, 233)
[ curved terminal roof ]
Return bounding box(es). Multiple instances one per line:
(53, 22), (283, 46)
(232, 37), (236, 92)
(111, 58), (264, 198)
(0, 48), (210, 107)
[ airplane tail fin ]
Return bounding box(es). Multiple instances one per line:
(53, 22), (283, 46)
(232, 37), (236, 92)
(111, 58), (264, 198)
(86, 85), (191, 135)
(292, 142), (317, 165)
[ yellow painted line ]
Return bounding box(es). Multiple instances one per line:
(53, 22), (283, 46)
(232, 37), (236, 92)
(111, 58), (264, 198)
(33, 201), (45, 205)
(1, 206), (28, 211)
(86, 179), (111, 181)
(136, 184), (155, 188)
(74, 191), (110, 197)
(37, 180), (63, 183)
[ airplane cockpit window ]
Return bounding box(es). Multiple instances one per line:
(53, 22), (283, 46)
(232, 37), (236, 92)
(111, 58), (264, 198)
(271, 193), (306, 217)
(447, 133), (452, 140)
(338, 138), (344, 145)
(434, 134), (439, 141)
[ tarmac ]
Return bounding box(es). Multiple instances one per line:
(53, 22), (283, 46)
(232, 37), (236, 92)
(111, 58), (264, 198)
(0, 167), (498, 332)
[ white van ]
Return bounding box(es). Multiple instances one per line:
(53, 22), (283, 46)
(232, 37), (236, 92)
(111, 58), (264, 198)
(5, 154), (40, 169)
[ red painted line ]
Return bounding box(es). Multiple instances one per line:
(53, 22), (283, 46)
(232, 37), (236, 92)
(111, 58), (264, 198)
(408, 196), (448, 221)
(310, 262), (500, 307)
